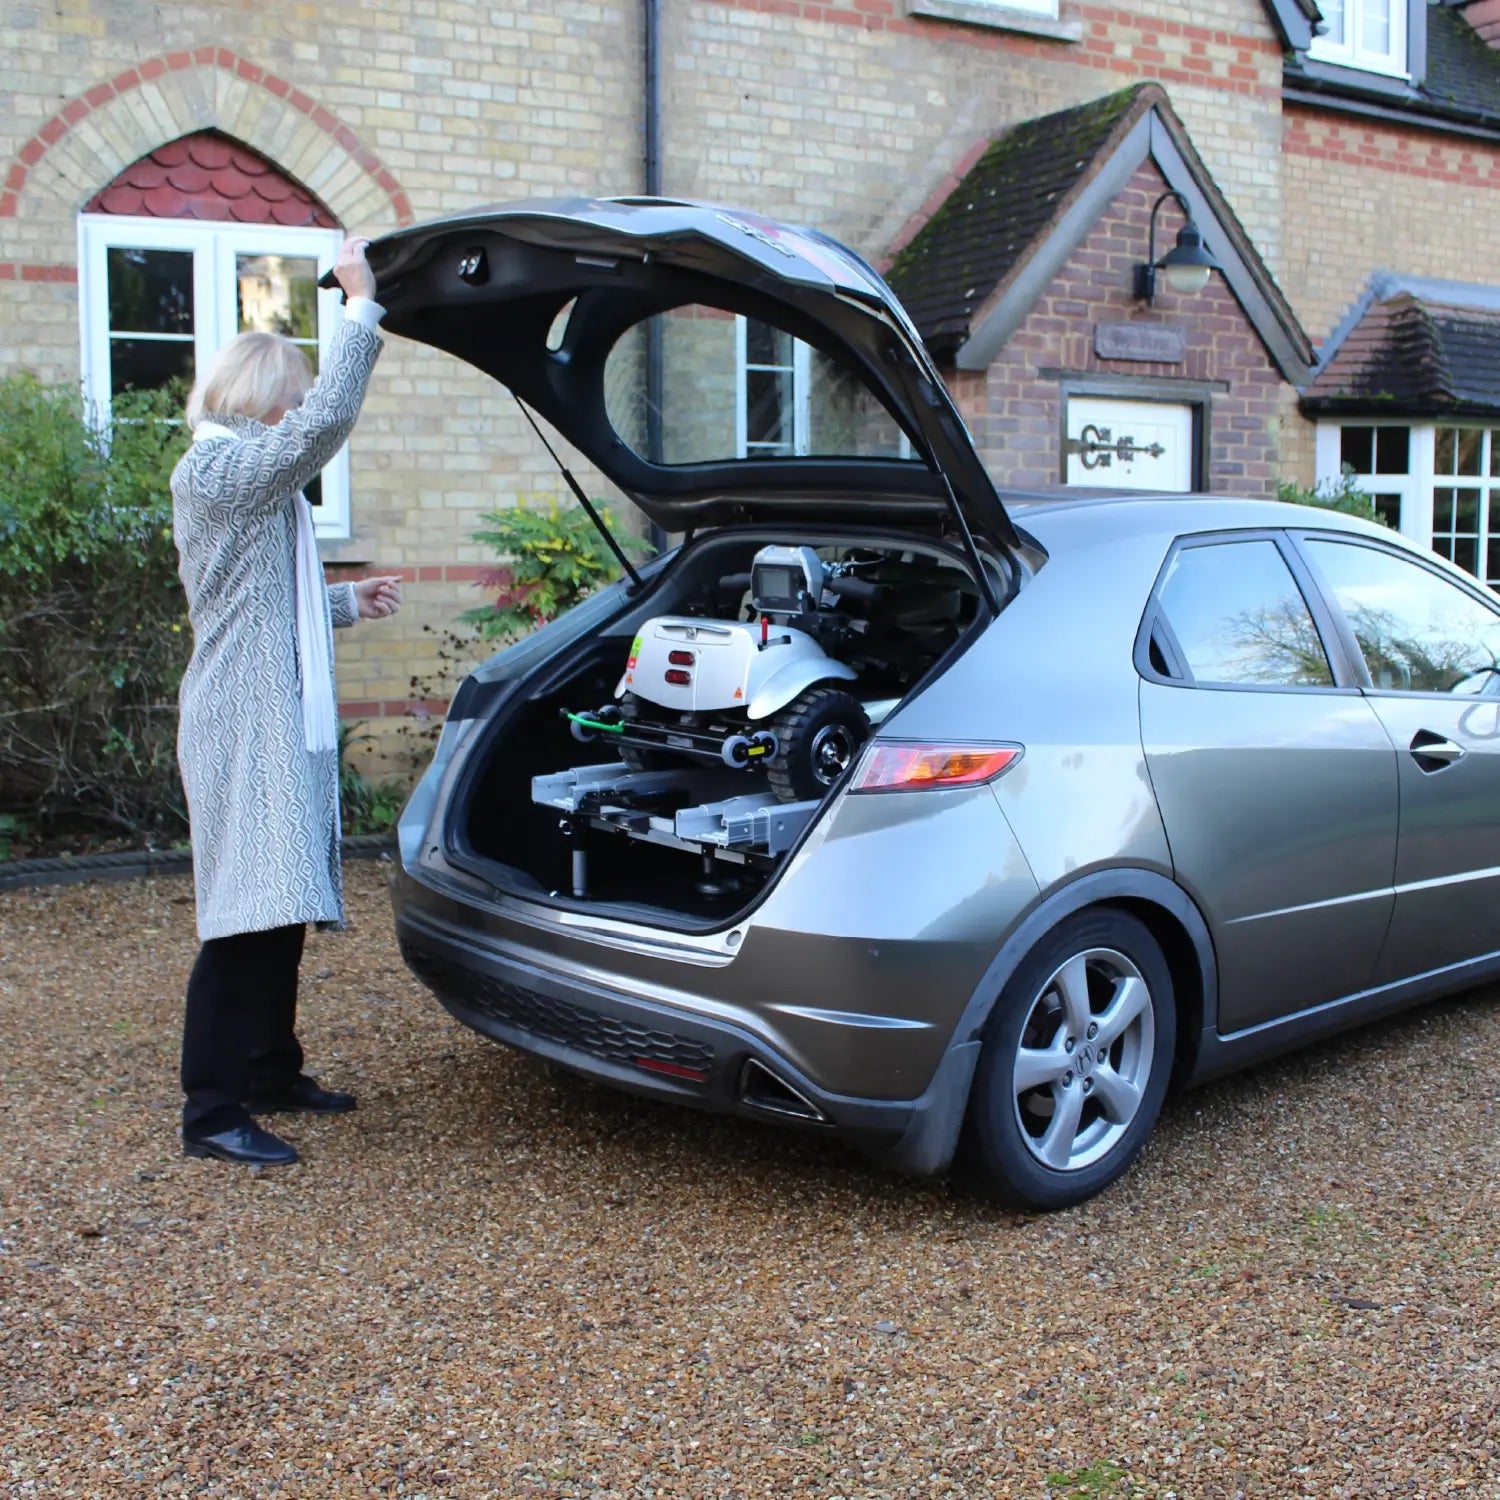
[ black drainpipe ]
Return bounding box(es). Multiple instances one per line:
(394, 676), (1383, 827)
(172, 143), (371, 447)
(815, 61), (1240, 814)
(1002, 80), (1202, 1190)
(644, 0), (667, 552)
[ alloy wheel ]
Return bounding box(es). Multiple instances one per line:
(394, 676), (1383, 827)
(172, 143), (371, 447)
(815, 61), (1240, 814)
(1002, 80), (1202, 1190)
(1011, 946), (1156, 1172)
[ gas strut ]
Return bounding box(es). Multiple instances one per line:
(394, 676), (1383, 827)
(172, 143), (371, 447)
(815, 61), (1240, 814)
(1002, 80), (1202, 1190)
(513, 395), (643, 592)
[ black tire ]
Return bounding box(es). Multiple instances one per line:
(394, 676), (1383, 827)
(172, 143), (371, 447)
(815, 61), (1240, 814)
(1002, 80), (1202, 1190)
(765, 686), (869, 804)
(960, 909), (1176, 1211)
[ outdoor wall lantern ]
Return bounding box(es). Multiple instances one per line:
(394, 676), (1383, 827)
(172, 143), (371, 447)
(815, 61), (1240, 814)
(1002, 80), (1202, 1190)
(1133, 190), (1222, 304)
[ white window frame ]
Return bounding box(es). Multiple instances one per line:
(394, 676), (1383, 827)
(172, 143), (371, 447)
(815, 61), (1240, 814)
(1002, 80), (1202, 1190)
(1314, 419), (1427, 543)
(78, 214), (352, 539)
(968, 0), (1057, 14)
(1307, 0), (1409, 80)
(734, 315), (811, 459)
(1315, 420), (1500, 589)
(732, 314), (915, 462)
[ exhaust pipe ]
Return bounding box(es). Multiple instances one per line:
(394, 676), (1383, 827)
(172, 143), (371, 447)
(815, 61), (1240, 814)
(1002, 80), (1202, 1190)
(738, 1058), (829, 1124)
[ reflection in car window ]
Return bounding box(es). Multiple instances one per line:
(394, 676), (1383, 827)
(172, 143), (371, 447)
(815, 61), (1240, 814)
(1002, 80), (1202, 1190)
(602, 304), (914, 466)
(1305, 539), (1500, 694)
(1157, 540), (1334, 687)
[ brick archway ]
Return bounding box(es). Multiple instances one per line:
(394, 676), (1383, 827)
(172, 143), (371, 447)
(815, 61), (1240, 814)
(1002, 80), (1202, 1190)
(1, 47), (413, 231)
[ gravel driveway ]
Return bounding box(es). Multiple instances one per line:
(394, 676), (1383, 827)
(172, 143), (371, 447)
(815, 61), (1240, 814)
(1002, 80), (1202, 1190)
(3, 862), (1499, 1498)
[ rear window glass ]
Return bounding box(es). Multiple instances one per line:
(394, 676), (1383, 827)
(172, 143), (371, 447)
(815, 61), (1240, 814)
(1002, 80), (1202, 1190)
(1156, 539), (1334, 688)
(603, 305), (916, 466)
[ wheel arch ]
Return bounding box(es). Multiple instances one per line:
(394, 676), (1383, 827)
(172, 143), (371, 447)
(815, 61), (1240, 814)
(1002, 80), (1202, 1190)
(873, 868), (1219, 1180)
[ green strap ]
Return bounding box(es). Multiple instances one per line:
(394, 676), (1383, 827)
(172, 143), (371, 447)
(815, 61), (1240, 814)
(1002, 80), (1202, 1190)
(566, 711), (625, 734)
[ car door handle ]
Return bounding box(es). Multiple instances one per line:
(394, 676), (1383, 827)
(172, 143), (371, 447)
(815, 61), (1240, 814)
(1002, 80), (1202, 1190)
(1410, 730), (1466, 772)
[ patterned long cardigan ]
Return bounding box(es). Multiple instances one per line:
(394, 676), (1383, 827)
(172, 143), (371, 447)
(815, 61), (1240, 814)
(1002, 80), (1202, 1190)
(170, 318), (382, 940)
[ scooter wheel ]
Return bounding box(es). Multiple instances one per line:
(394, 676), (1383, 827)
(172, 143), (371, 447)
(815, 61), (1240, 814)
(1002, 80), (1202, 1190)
(766, 687), (869, 804)
(721, 734), (752, 768)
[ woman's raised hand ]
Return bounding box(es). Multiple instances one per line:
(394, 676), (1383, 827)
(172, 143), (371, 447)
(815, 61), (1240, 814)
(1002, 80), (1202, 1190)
(334, 237), (377, 302)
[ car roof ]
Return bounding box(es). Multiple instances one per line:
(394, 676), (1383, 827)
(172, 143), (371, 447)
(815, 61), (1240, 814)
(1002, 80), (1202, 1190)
(1000, 488), (1394, 549)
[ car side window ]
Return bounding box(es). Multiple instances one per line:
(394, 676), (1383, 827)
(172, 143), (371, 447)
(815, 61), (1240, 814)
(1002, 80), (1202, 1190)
(1154, 538), (1335, 688)
(1304, 538), (1500, 694)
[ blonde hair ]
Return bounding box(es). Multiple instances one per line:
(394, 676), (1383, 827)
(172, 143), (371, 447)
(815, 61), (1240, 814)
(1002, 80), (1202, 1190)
(186, 331), (313, 428)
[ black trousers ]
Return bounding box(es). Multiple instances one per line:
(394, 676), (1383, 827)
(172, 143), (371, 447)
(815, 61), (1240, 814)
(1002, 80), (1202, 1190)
(181, 923), (307, 1134)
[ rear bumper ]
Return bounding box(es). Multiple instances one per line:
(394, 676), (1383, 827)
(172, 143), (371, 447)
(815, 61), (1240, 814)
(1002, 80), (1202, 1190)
(394, 901), (978, 1175)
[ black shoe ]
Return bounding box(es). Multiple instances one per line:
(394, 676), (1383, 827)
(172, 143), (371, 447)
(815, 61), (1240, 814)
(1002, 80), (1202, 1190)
(245, 1075), (357, 1116)
(184, 1122), (299, 1165)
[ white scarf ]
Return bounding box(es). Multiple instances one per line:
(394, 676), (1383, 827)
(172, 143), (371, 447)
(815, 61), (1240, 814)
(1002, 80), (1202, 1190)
(193, 421), (339, 755)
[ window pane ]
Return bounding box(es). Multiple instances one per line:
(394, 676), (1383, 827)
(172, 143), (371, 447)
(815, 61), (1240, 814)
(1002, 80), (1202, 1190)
(1436, 428), (1456, 474)
(1340, 425), (1374, 473)
(1488, 532), (1500, 585)
(1374, 426), (1409, 474)
(237, 253), (318, 339)
(1306, 539), (1500, 693)
(1491, 430), (1500, 478)
(745, 367), (794, 450)
(1373, 493), (1402, 530)
(1457, 429), (1482, 476)
(109, 336), (195, 396)
(745, 319), (792, 370)
(1157, 540), (1334, 687)
(1322, 0), (1345, 45)
(107, 247), (194, 335)
(1361, 0), (1391, 55)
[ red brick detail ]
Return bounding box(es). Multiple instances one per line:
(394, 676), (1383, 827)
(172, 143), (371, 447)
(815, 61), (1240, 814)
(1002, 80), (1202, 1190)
(338, 698), (450, 720)
(701, 0), (1278, 97)
(2, 49), (412, 228)
(1285, 107), (1500, 187)
(963, 159), (1284, 499)
(323, 563), (486, 584)
(0, 262), (79, 282)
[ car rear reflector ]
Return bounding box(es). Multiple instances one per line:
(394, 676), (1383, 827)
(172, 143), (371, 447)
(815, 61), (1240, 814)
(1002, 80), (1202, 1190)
(668, 649), (696, 666)
(664, 668), (692, 685)
(852, 743), (1022, 793)
(634, 1057), (710, 1083)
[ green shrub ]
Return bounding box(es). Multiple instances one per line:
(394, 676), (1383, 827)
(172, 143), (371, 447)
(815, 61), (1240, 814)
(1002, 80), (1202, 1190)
(1277, 465), (1387, 525)
(338, 722), (409, 837)
(458, 497), (650, 642)
(0, 376), (191, 846)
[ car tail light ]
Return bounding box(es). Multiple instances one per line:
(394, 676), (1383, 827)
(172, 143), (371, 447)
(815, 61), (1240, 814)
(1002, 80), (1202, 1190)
(668, 649), (695, 666)
(852, 743), (1022, 793)
(664, 668), (692, 686)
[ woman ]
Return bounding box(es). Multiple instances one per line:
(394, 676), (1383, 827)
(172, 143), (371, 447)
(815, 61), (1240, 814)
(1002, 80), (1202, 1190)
(172, 236), (402, 1167)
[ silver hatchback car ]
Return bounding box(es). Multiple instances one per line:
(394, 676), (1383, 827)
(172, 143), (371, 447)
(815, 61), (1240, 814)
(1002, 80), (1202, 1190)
(376, 200), (1500, 1209)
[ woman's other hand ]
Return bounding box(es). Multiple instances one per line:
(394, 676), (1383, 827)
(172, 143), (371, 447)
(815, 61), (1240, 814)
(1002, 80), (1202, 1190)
(334, 237), (377, 302)
(353, 575), (402, 620)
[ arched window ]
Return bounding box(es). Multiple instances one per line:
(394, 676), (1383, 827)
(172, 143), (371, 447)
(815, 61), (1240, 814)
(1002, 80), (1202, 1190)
(78, 131), (353, 536)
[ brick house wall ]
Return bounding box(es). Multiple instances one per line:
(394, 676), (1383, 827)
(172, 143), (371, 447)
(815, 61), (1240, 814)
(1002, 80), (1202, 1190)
(2, 0), (1498, 745)
(1282, 108), (1500, 340)
(954, 161), (1284, 496)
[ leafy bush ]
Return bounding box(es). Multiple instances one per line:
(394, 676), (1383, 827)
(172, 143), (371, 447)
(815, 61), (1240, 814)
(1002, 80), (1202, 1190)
(0, 376), (191, 846)
(458, 497), (650, 642)
(338, 722), (409, 837)
(1277, 465), (1387, 525)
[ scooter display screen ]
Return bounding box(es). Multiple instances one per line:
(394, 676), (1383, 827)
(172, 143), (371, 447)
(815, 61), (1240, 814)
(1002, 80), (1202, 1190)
(752, 565), (802, 613)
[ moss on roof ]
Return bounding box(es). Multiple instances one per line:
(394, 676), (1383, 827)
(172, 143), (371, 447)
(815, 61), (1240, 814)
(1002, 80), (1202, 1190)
(886, 85), (1149, 360)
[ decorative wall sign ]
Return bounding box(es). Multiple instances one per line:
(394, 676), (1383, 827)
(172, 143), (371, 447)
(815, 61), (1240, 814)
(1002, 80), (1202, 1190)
(1094, 322), (1187, 363)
